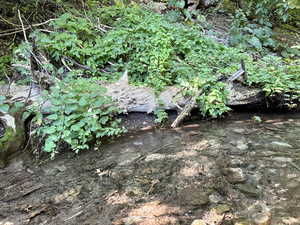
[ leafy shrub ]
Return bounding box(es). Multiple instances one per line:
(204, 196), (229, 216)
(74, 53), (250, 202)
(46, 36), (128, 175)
(229, 10), (278, 53)
(154, 109), (169, 124)
(0, 55), (12, 81)
(15, 4), (300, 118)
(238, 0), (298, 24)
(37, 77), (125, 157)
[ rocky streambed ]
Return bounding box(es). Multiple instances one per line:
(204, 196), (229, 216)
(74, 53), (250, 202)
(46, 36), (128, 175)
(1, 112), (300, 225)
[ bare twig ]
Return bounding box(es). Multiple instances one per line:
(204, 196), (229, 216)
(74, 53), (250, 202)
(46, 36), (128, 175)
(0, 15), (21, 27)
(12, 64), (31, 70)
(63, 56), (91, 70)
(0, 29), (26, 37)
(171, 89), (203, 128)
(24, 83), (33, 105)
(227, 60), (246, 82)
(0, 18), (55, 37)
(61, 57), (72, 72)
(18, 10), (28, 42)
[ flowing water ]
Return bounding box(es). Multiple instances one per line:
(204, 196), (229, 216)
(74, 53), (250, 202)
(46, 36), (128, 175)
(1, 113), (300, 225)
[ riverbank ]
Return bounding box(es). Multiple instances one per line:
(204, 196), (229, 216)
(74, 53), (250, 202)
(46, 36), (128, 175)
(1, 112), (300, 225)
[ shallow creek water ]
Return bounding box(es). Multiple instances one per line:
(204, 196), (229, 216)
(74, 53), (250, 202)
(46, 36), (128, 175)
(1, 113), (300, 225)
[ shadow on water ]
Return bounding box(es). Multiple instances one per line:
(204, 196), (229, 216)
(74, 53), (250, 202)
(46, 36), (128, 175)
(1, 112), (300, 224)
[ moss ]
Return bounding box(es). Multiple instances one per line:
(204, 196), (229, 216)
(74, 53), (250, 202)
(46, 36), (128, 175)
(0, 125), (25, 168)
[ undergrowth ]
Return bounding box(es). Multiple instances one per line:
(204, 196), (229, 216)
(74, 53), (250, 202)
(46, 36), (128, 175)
(8, 4), (300, 155)
(35, 77), (125, 157)
(24, 5), (300, 106)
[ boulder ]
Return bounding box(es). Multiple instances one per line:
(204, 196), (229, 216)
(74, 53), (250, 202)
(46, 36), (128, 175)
(0, 110), (25, 168)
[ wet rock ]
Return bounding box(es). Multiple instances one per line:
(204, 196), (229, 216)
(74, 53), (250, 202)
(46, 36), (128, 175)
(270, 141), (292, 149)
(247, 164), (257, 170)
(213, 204), (231, 214)
(232, 128), (246, 134)
(248, 173), (262, 185)
(232, 218), (253, 225)
(229, 159), (247, 168)
(53, 185), (82, 203)
(235, 183), (261, 198)
(191, 219), (206, 225)
(252, 212), (271, 225)
(236, 140), (249, 151)
(43, 167), (60, 176)
(118, 151), (141, 166)
(0, 111), (25, 168)
(222, 168), (247, 184)
(178, 187), (210, 206)
(55, 165), (67, 172)
(145, 153), (168, 162)
(7, 158), (24, 171)
(209, 192), (224, 204)
(272, 157), (292, 163)
(123, 216), (145, 225)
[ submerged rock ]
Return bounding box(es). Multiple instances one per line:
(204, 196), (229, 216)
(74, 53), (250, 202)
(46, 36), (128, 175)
(235, 183), (261, 198)
(191, 219), (206, 225)
(213, 204), (231, 214)
(222, 167), (247, 184)
(270, 141), (293, 149)
(252, 212), (271, 225)
(0, 111), (25, 168)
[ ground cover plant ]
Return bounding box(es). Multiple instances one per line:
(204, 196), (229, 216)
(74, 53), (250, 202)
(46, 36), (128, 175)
(2, 2), (300, 156)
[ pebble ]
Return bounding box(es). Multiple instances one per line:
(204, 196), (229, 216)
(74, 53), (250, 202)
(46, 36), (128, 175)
(123, 216), (145, 225)
(270, 141), (292, 149)
(252, 212), (271, 225)
(229, 159), (247, 168)
(237, 143), (249, 151)
(191, 219), (206, 225)
(272, 157), (292, 163)
(209, 192), (223, 204)
(235, 183), (261, 198)
(233, 128), (246, 134)
(213, 204), (231, 214)
(222, 167), (247, 184)
(233, 218), (252, 225)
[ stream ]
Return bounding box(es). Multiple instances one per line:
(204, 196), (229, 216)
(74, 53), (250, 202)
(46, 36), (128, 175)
(1, 112), (300, 225)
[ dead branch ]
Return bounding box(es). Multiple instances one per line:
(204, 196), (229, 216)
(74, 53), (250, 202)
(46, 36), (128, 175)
(18, 10), (28, 42)
(171, 89), (203, 128)
(227, 60), (246, 82)
(0, 18), (55, 37)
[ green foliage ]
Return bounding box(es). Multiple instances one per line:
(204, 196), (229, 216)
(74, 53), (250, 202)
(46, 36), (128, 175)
(0, 96), (10, 113)
(0, 95), (26, 115)
(239, 0), (298, 24)
(252, 115), (262, 123)
(0, 55), (12, 81)
(12, 42), (32, 78)
(15, 4), (300, 118)
(154, 109), (168, 124)
(37, 77), (125, 157)
(229, 10), (278, 53)
(246, 57), (300, 107)
(181, 77), (231, 118)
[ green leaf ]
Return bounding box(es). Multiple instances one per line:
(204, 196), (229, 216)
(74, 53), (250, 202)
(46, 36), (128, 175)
(79, 97), (88, 106)
(0, 104), (9, 112)
(247, 37), (262, 49)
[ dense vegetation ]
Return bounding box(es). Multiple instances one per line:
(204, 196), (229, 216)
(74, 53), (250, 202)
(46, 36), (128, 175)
(0, 0), (300, 156)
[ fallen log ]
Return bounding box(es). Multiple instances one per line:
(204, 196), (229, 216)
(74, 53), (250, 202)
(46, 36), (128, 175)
(0, 77), (263, 167)
(0, 77), (264, 115)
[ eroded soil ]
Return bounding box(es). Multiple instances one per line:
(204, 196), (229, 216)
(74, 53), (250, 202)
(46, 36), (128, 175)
(1, 113), (300, 225)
